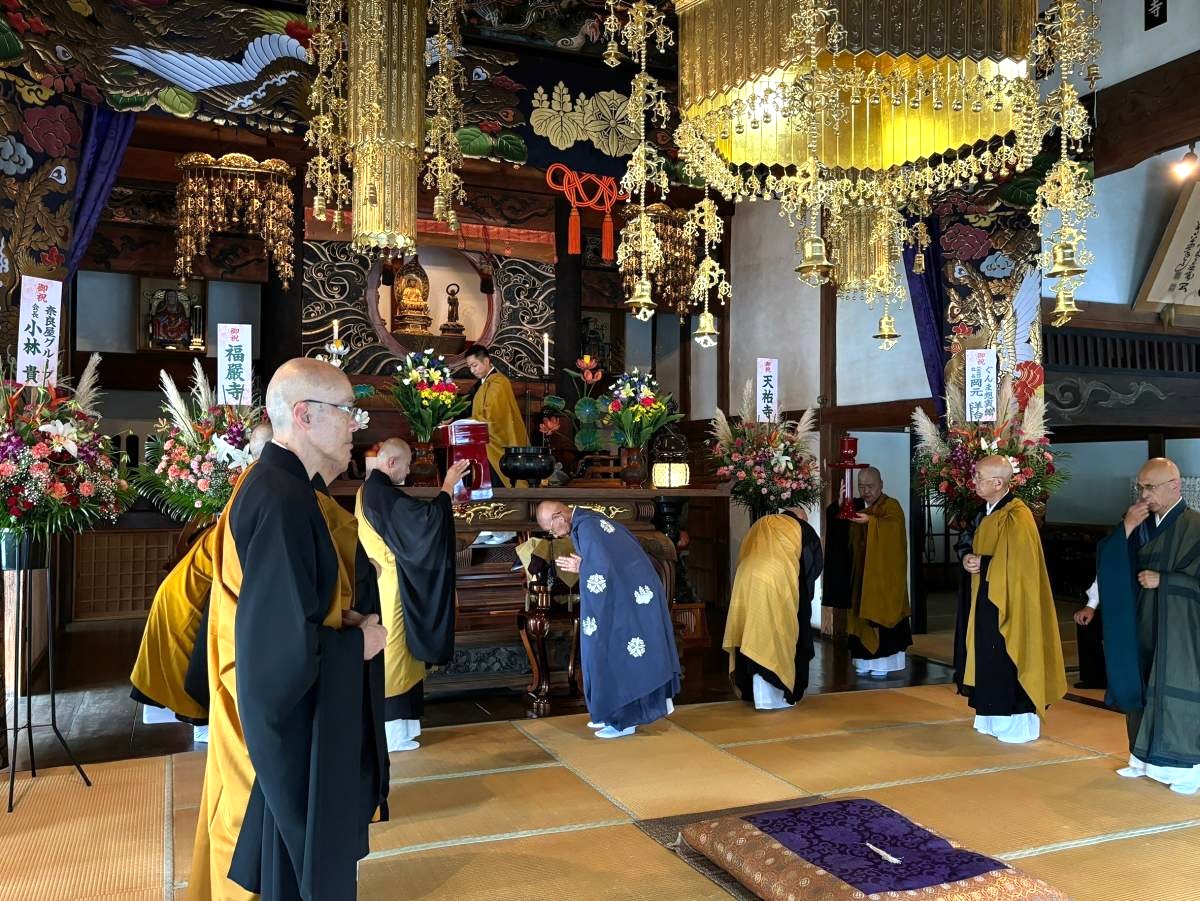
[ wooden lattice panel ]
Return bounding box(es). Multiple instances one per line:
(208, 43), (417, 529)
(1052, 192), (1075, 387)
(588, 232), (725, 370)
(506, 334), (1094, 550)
(73, 529), (181, 620)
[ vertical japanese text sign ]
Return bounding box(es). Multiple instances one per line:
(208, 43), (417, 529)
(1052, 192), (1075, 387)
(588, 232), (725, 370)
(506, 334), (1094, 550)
(964, 348), (998, 423)
(756, 357), (779, 422)
(17, 275), (62, 386)
(218, 324), (252, 406)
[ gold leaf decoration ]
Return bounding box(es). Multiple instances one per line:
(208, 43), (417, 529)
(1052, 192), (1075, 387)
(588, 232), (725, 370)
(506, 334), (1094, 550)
(530, 82), (587, 151)
(583, 91), (640, 157)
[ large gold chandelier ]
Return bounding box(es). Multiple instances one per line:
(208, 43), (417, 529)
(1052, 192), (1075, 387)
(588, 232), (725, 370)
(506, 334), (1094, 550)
(306, 0), (464, 255)
(175, 153), (295, 289)
(675, 0), (1101, 336)
(618, 203), (694, 314)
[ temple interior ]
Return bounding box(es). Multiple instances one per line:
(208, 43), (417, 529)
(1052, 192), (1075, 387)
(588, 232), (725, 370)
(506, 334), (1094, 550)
(2, 1), (1200, 899)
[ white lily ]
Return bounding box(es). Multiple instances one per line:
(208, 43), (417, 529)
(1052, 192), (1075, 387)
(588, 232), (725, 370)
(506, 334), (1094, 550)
(38, 420), (79, 457)
(212, 433), (253, 471)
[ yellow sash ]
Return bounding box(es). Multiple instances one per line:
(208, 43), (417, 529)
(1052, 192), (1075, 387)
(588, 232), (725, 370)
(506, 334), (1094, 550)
(355, 487), (426, 699)
(190, 466), (358, 900)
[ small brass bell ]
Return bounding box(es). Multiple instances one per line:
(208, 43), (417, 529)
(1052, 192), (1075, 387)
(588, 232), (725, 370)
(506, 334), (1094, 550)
(1050, 285), (1080, 327)
(627, 278), (656, 321)
(913, 250), (926, 275)
(794, 234), (834, 286)
(312, 193), (327, 221)
(693, 310), (719, 348)
(603, 40), (621, 68)
(1047, 241), (1087, 279)
(874, 311), (900, 349)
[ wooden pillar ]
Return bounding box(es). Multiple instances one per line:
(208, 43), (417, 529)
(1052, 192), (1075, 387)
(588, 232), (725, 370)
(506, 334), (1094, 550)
(260, 170), (306, 382)
(909, 429), (928, 634)
(678, 313), (692, 417)
(553, 197), (582, 400)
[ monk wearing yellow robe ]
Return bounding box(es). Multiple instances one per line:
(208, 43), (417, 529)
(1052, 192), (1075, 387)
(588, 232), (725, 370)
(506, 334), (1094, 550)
(955, 455), (1066, 744)
(465, 344), (528, 487)
(131, 423), (274, 743)
(844, 467), (912, 679)
(130, 525), (214, 725)
(724, 508), (824, 709)
(190, 360), (387, 900)
(356, 439), (465, 752)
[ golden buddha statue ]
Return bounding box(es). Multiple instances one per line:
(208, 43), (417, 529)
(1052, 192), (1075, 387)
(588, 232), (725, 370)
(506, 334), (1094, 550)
(390, 256), (433, 336)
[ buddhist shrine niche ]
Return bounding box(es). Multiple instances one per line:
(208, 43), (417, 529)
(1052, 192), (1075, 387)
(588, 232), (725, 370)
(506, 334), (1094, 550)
(141, 278), (206, 353)
(389, 256), (434, 336)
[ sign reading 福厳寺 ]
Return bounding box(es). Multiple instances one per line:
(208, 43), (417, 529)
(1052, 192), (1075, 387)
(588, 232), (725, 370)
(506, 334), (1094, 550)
(17, 275), (62, 387)
(755, 357), (779, 422)
(965, 348), (998, 423)
(217, 323), (252, 406)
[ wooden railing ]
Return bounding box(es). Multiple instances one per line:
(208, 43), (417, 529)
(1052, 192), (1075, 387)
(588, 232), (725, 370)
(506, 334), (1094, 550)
(1044, 327), (1200, 377)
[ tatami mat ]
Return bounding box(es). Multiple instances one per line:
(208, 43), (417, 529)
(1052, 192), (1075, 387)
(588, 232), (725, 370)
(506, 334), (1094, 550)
(1018, 825), (1200, 901)
(359, 823), (730, 901)
(389, 722), (552, 781)
(669, 685), (969, 746)
(731, 720), (1093, 794)
(371, 765), (624, 852)
(172, 751), (205, 809)
(1040, 699), (1130, 757)
(519, 714), (800, 819)
(861, 756), (1200, 857)
(0, 758), (164, 901)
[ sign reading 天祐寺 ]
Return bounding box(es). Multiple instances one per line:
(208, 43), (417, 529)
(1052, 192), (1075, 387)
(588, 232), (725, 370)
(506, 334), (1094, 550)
(17, 275), (62, 387)
(965, 348), (998, 422)
(217, 323), (252, 405)
(756, 357), (779, 422)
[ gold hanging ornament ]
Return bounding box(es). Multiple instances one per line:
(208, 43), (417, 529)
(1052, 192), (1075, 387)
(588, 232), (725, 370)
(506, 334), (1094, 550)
(175, 153), (295, 289)
(1050, 283), (1081, 328)
(693, 309), (719, 348)
(425, 0), (466, 229)
(874, 306), (900, 351)
(618, 203), (693, 313)
(606, 0), (674, 321)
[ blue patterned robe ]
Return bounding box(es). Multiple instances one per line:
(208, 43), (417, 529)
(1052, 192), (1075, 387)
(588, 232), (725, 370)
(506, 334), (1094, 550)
(571, 509), (681, 729)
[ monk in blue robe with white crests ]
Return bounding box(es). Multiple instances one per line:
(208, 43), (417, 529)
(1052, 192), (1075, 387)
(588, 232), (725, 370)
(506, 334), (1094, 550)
(1096, 457), (1200, 794)
(537, 501), (680, 738)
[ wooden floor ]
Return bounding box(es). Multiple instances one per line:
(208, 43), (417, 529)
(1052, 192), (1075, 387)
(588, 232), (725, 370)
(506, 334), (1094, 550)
(4, 685), (1193, 901)
(4, 618), (953, 773)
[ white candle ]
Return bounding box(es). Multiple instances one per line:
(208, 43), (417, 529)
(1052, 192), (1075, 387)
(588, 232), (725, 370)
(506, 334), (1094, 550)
(543, 332), (550, 375)
(332, 318), (340, 341)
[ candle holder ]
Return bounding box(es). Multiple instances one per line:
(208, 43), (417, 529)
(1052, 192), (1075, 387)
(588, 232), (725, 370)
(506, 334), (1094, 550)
(315, 337), (349, 369)
(827, 435), (868, 520)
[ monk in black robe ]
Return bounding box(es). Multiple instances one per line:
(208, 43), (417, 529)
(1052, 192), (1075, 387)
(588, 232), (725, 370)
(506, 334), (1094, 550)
(190, 359), (388, 901)
(953, 456), (1066, 744)
(1097, 458), (1200, 794)
(356, 438), (466, 752)
(724, 508), (824, 708)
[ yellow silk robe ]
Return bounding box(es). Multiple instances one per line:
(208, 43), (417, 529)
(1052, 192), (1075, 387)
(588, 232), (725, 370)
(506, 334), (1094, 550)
(470, 369), (529, 487)
(723, 514), (804, 692)
(846, 495), (911, 654)
(130, 526), (215, 721)
(355, 489), (426, 701)
(965, 497), (1067, 716)
(189, 473), (360, 900)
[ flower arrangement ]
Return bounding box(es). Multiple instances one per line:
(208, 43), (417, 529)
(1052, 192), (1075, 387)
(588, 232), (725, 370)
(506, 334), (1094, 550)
(710, 383), (822, 519)
(543, 355), (612, 452)
(606, 368), (683, 449)
(391, 349), (470, 443)
(912, 367), (1068, 526)
(135, 360), (264, 521)
(0, 354), (133, 540)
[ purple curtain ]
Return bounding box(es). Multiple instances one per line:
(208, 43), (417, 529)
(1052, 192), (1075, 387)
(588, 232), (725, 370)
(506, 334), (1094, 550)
(66, 105), (135, 277)
(902, 214), (949, 416)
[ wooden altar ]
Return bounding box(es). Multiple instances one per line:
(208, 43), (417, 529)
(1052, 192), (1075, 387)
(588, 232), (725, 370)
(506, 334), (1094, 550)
(329, 483), (728, 715)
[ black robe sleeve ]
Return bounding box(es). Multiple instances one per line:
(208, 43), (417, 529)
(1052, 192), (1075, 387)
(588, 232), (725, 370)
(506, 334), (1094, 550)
(360, 470), (458, 664)
(227, 469), (371, 901)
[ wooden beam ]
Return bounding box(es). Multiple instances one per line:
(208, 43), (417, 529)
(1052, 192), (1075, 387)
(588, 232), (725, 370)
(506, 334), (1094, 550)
(1093, 49), (1200, 179)
(1043, 298), (1200, 336)
(819, 281), (837, 408)
(810, 398), (936, 430)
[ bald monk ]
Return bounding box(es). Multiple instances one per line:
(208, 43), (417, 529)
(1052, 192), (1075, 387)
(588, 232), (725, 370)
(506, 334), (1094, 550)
(131, 422), (275, 744)
(465, 344), (528, 487)
(537, 501), (680, 738)
(357, 438), (467, 752)
(953, 455), (1066, 743)
(1096, 458), (1200, 793)
(724, 506), (824, 709)
(190, 359), (388, 900)
(844, 467), (912, 678)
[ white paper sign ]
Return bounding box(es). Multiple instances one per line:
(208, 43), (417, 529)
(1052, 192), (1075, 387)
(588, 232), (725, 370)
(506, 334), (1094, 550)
(17, 275), (62, 387)
(217, 323), (252, 405)
(755, 357), (779, 422)
(965, 348), (998, 422)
